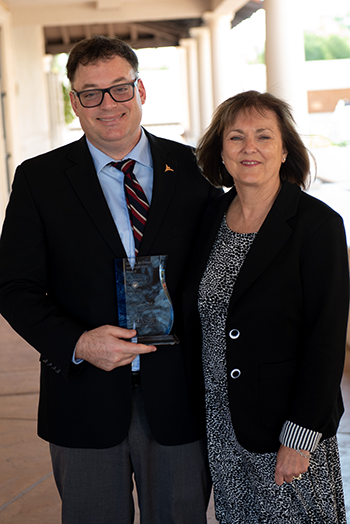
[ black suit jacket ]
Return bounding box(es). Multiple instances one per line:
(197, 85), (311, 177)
(0, 131), (220, 448)
(183, 181), (350, 453)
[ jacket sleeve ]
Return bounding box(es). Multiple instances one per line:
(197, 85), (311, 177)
(0, 166), (86, 379)
(286, 212), (349, 435)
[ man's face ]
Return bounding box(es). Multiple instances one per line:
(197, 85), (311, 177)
(69, 55), (146, 158)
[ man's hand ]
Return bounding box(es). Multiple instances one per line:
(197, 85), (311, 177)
(75, 325), (157, 371)
(274, 444), (310, 485)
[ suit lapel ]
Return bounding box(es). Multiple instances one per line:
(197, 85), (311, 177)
(65, 137), (126, 257)
(138, 132), (178, 255)
(229, 181), (301, 308)
(185, 181), (301, 326)
(63, 132), (181, 259)
(185, 188), (236, 305)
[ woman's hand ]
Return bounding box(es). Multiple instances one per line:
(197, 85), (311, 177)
(274, 444), (310, 485)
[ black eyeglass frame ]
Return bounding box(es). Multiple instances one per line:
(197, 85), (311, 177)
(72, 78), (139, 108)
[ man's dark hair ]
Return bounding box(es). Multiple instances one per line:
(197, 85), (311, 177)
(67, 35), (139, 85)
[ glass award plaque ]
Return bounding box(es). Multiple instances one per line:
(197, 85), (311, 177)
(115, 255), (179, 345)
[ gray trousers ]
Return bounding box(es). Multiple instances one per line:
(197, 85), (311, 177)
(50, 385), (211, 524)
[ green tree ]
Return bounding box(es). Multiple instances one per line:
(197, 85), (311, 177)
(248, 48), (265, 65)
(62, 83), (76, 125)
(327, 34), (350, 59)
(304, 32), (350, 60)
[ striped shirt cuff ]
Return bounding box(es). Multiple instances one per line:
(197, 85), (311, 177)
(279, 420), (322, 452)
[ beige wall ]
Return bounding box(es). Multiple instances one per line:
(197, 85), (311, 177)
(0, 2), (19, 222)
(12, 24), (51, 163)
(0, 29), (8, 225)
(0, 13), (53, 223)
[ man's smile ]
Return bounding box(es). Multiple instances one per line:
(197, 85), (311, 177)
(97, 113), (126, 122)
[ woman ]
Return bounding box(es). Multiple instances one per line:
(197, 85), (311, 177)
(183, 91), (349, 523)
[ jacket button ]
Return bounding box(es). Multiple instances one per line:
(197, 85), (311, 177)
(230, 368), (241, 379)
(229, 329), (240, 339)
(42, 359), (49, 364)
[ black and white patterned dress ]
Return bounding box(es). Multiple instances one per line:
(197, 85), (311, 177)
(198, 217), (346, 524)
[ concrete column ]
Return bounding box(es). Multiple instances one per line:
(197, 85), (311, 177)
(12, 25), (51, 162)
(0, 25), (10, 223)
(203, 12), (233, 109)
(0, 5), (20, 224)
(265, 0), (308, 131)
(177, 46), (191, 137)
(189, 26), (214, 132)
(178, 38), (201, 145)
(45, 59), (65, 150)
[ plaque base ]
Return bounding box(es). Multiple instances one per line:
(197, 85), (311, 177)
(138, 334), (180, 346)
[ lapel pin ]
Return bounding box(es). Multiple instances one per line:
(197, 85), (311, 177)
(164, 164), (174, 173)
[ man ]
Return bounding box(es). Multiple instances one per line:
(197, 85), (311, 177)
(0, 36), (220, 523)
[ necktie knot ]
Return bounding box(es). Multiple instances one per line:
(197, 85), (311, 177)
(112, 159), (135, 175)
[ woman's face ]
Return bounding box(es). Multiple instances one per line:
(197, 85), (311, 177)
(221, 108), (288, 192)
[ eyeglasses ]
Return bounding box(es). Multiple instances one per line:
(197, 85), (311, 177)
(72, 79), (138, 108)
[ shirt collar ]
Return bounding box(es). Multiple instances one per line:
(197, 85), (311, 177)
(86, 128), (153, 175)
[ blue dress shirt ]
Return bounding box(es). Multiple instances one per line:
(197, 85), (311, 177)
(74, 129), (154, 370)
(87, 129), (153, 260)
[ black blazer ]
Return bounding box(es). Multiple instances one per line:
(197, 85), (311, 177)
(183, 181), (350, 453)
(0, 131), (220, 448)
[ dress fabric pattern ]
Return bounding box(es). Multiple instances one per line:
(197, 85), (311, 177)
(198, 217), (346, 524)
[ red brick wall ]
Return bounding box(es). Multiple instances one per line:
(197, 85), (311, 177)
(308, 88), (350, 113)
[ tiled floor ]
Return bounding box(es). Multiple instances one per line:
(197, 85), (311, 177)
(0, 313), (349, 523)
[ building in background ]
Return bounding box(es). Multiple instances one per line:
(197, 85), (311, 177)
(0, 0), (349, 222)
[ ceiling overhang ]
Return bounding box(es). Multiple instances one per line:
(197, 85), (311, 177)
(44, 18), (204, 54)
(4, 0), (264, 55)
(232, 0), (263, 27)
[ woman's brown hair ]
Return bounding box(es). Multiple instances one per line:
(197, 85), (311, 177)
(196, 90), (311, 189)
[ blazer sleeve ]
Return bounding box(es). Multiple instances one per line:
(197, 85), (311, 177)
(0, 166), (86, 379)
(287, 212), (349, 435)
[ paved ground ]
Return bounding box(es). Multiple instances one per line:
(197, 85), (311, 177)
(1, 315), (350, 523)
(0, 315), (219, 523)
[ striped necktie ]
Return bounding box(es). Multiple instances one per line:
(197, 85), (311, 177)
(111, 159), (149, 256)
